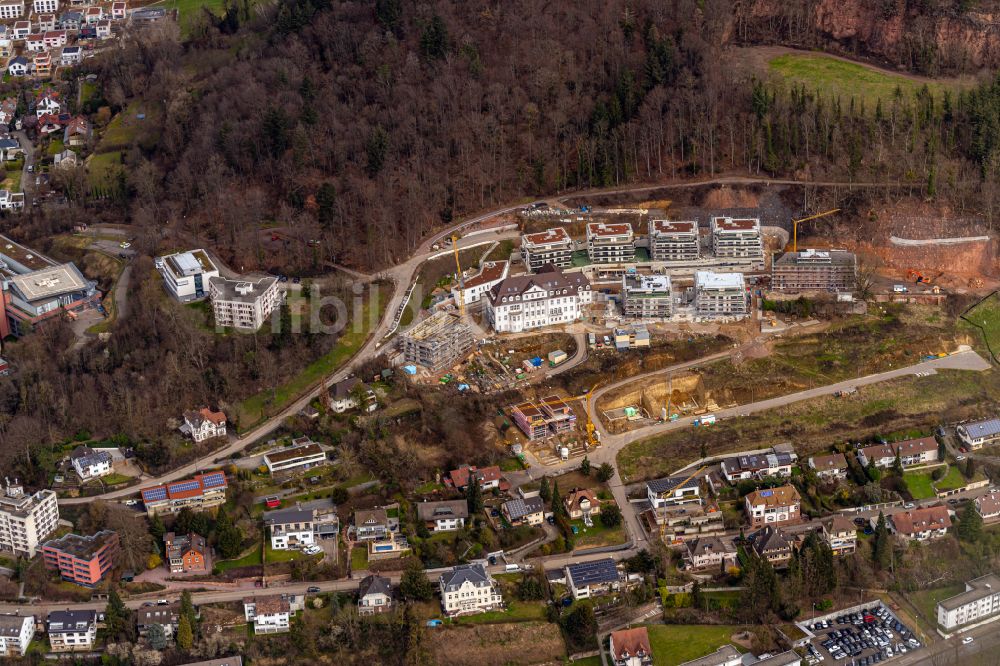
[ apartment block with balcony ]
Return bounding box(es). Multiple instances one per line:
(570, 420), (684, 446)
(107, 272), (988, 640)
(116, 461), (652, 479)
(42, 530), (119, 587)
(208, 275), (282, 331)
(0, 614), (34, 656)
(46, 610), (96, 653)
(520, 227), (574, 272)
(401, 310), (473, 372)
(771, 249), (856, 293)
(586, 222), (635, 263)
(937, 573), (1000, 630)
(710, 216), (763, 262)
(649, 219), (699, 262)
(695, 271), (747, 318)
(157, 249), (219, 302)
(622, 274), (672, 319)
(0, 480), (59, 557)
(244, 596), (290, 634)
(486, 265), (592, 333)
(140, 471), (228, 517)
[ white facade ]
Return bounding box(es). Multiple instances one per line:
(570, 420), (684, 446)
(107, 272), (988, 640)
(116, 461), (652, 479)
(486, 268), (592, 333)
(439, 564), (503, 616)
(710, 216), (763, 261)
(937, 574), (1000, 630)
(263, 442), (325, 474)
(0, 615), (34, 657)
(587, 222), (635, 263)
(649, 219), (699, 262)
(0, 1), (23, 19)
(157, 249), (220, 302)
(46, 611), (96, 653)
(183, 408), (226, 443)
(957, 418), (1000, 450)
(695, 271), (747, 317)
(450, 260), (509, 305)
(243, 598), (290, 634)
(33, 0), (57, 12)
(71, 451), (112, 481)
(208, 276), (281, 331)
(0, 483), (59, 557)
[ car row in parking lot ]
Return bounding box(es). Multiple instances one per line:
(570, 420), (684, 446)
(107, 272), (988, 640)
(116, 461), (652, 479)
(806, 604), (921, 664)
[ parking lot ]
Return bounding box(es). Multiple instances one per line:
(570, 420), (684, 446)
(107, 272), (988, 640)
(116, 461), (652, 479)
(801, 603), (922, 665)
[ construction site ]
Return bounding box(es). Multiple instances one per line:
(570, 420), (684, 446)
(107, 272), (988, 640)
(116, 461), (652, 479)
(597, 371), (719, 433)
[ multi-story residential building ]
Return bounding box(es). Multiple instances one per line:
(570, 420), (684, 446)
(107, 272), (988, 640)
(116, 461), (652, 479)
(140, 471), (228, 517)
(622, 274), (672, 319)
(33, 0), (57, 12)
(137, 603), (178, 637)
(208, 276), (281, 331)
(808, 453), (849, 480)
(401, 310), (473, 372)
(95, 19), (110, 38)
(587, 221), (635, 263)
(957, 417), (1000, 450)
(772, 249), (856, 293)
(181, 407), (227, 442)
(744, 485), (801, 528)
(69, 446), (113, 481)
(243, 596), (290, 634)
(511, 396), (576, 440)
(0, 480), (59, 557)
(888, 505), (952, 541)
(0, 0), (23, 19)
(439, 563), (503, 616)
(683, 535), (737, 571)
(416, 500), (468, 533)
(649, 219), (699, 262)
(42, 29), (65, 48)
(936, 573), (1000, 630)
(30, 52), (49, 77)
(975, 490), (1000, 523)
(721, 451), (795, 483)
(446, 465), (502, 492)
(357, 574), (393, 615)
(0, 614), (34, 656)
(749, 526), (794, 566)
(263, 439), (326, 475)
(46, 610), (96, 652)
(265, 501), (339, 550)
(164, 532), (209, 574)
(58, 11), (80, 29)
(37, 15), (55, 31)
(24, 34), (43, 52)
(648, 502), (725, 545)
(11, 21), (28, 39)
(609, 626), (653, 666)
(157, 249), (220, 302)
(566, 557), (622, 600)
(84, 5), (101, 22)
(60, 45), (80, 65)
(353, 508), (389, 541)
(5, 56), (26, 77)
(695, 271), (747, 318)
(0, 263), (100, 337)
(42, 530), (118, 587)
(821, 515), (858, 556)
(646, 475), (701, 509)
(486, 265), (592, 333)
(450, 260), (509, 305)
(501, 496), (545, 526)
(564, 488), (601, 522)
(857, 437), (939, 469)
(111, 0), (126, 19)
(710, 216), (763, 262)
(521, 227), (574, 272)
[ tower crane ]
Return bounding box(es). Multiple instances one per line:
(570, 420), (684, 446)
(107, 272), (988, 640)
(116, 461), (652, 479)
(451, 234), (466, 318)
(791, 209), (840, 253)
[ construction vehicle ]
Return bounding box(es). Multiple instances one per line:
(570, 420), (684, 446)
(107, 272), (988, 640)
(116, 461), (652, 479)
(906, 269), (933, 285)
(451, 234), (466, 318)
(791, 209), (840, 252)
(584, 383), (602, 448)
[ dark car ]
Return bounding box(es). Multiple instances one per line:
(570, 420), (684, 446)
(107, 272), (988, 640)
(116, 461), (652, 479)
(307, 586), (321, 593)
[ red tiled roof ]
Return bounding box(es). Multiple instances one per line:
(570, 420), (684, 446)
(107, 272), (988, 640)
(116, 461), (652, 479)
(587, 221), (632, 237)
(610, 627), (651, 661)
(462, 261), (507, 289)
(650, 219), (696, 234)
(714, 216), (759, 231)
(891, 506), (951, 535)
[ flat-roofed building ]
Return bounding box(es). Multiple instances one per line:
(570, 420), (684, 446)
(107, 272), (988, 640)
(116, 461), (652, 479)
(937, 573), (1000, 630)
(677, 645), (742, 666)
(649, 219), (699, 263)
(208, 275), (281, 331)
(263, 439), (326, 475)
(695, 271), (747, 317)
(587, 222), (635, 263)
(451, 260), (508, 304)
(0, 480), (59, 557)
(41, 530), (118, 587)
(400, 310), (472, 372)
(710, 216), (763, 261)
(521, 227), (574, 272)
(957, 417), (1000, 450)
(622, 274), (672, 319)
(744, 485), (800, 528)
(646, 475), (701, 509)
(0, 1), (23, 19)
(1, 262), (99, 336)
(772, 249), (856, 292)
(157, 249), (219, 302)
(0, 614), (34, 656)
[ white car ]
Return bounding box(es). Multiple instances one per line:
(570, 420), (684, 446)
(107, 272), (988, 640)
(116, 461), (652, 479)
(962, 636), (974, 645)
(120, 242), (131, 249)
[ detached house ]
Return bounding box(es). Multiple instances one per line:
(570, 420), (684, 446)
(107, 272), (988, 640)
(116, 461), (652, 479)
(60, 45), (80, 65)
(808, 453), (848, 480)
(6, 56), (27, 77)
(164, 532), (209, 574)
(265, 501), (339, 550)
(181, 407), (227, 442)
(46, 609), (96, 652)
(32, 53), (51, 77)
(744, 485), (801, 528)
(957, 417), (1000, 450)
(821, 515), (858, 556)
(684, 535), (737, 571)
(565, 558), (621, 600)
(69, 445), (113, 481)
(11, 21), (29, 39)
(610, 627), (653, 666)
(136, 603), (178, 637)
(357, 574), (393, 615)
(83, 5), (101, 23)
(24, 35), (43, 52)
(63, 115), (89, 147)
(564, 488), (601, 522)
(438, 563), (502, 616)
(721, 451), (795, 483)
(42, 29), (66, 48)
(37, 14), (55, 31)
(749, 526), (794, 567)
(243, 596), (290, 634)
(353, 508), (389, 541)
(501, 496), (545, 526)
(888, 506), (952, 541)
(111, 1), (126, 19)
(415, 500), (468, 533)
(646, 474), (701, 509)
(34, 93), (60, 118)
(95, 19), (110, 39)
(328, 377), (375, 413)
(975, 490), (1000, 523)
(447, 465), (502, 492)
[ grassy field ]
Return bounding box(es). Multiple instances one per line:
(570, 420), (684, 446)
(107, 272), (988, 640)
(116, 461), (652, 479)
(98, 102), (158, 150)
(155, 0), (227, 19)
(934, 465), (981, 492)
(428, 622), (566, 666)
(215, 545), (263, 572)
(906, 584), (966, 627)
(769, 53), (968, 106)
(570, 518), (626, 549)
(962, 293), (1000, 359)
(351, 546), (368, 571)
(645, 624), (745, 666)
(451, 600), (547, 624)
(903, 470), (938, 500)
(236, 287), (385, 428)
(87, 151), (123, 189)
(618, 367), (999, 482)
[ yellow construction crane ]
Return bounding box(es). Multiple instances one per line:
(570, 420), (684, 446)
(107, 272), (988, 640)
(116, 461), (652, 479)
(451, 234), (466, 318)
(791, 208), (840, 252)
(584, 382), (603, 448)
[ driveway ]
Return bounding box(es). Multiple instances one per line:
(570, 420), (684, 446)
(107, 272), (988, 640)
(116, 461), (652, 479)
(13, 129), (33, 200)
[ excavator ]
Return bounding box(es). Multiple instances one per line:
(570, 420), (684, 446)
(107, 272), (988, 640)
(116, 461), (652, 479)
(584, 383), (603, 449)
(790, 209), (840, 252)
(906, 269), (933, 285)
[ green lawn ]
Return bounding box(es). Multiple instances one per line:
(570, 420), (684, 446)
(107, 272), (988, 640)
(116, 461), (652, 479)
(215, 545), (263, 572)
(99, 472), (134, 486)
(452, 601), (547, 624)
(570, 518), (626, 549)
(906, 584), (966, 627)
(645, 624), (746, 666)
(963, 293), (1000, 356)
(769, 53), (968, 106)
(80, 81), (98, 106)
(351, 546), (368, 571)
(236, 287), (385, 429)
(47, 137), (64, 156)
(264, 543), (310, 563)
(903, 470), (938, 500)
(498, 456), (525, 472)
(935, 465), (983, 492)
(87, 151), (123, 189)
(414, 481), (444, 494)
(154, 0), (227, 19)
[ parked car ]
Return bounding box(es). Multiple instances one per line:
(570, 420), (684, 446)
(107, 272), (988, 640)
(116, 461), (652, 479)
(307, 586), (321, 594)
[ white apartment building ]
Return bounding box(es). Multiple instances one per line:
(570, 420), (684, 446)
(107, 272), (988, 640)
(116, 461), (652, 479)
(208, 275), (282, 331)
(450, 260), (508, 305)
(0, 481), (59, 557)
(264, 501), (338, 550)
(69, 446), (113, 481)
(622, 274), (672, 319)
(243, 596), (291, 634)
(646, 475), (701, 509)
(521, 227), (574, 272)
(957, 418), (1000, 450)
(263, 439), (326, 474)
(0, 1), (23, 19)
(695, 271), (747, 317)
(33, 0), (57, 12)
(710, 216), (763, 261)
(416, 500), (468, 533)
(586, 221), (635, 263)
(0, 614), (34, 657)
(486, 265), (591, 333)
(438, 563), (503, 616)
(157, 249), (220, 301)
(649, 219), (699, 262)
(46, 610), (96, 653)
(937, 574), (1000, 630)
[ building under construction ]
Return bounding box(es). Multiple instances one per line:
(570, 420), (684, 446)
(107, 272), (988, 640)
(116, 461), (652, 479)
(400, 311), (473, 372)
(511, 395), (577, 440)
(771, 249), (856, 293)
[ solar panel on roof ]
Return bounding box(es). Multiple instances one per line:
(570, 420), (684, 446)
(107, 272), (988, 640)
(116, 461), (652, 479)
(760, 490), (773, 497)
(168, 480), (202, 495)
(201, 472), (226, 488)
(568, 558), (619, 585)
(142, 487), (167, 502)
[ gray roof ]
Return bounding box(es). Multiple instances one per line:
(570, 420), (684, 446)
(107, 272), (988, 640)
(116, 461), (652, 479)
(264, 507), (313, 526)
(750, 526), (791, 554)
(47, 609), (96, 633)
(488, 265), (590, 302)
(647, 475), (699, 496)
(208, 275), (277, 303)
(177, 658), (243, 666)
(686, 536), (735, 558)
(752, 651), (804, 666)
(9, 57), (26, 66)
(566, 558), (620, 587)
(416, 499), (469, 522)
(0, 614), (32, 637)
(678, 645), (742, 666)
(440, 563), (491, 591)
(137, 604), (178, 627)
(722, 452), (794, 474)
(0, 139), (18, 149)
(503, 496), (544, 521)
(358, 574), (392, 599)
(70, 445), (112, 469)
(333, 377), (361, 399)
(938, 574), (1000, 611)
(962, 418), (1000, 440)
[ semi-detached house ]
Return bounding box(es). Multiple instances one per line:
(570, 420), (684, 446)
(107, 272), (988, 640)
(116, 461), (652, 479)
(856, 436), (938, 469)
